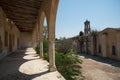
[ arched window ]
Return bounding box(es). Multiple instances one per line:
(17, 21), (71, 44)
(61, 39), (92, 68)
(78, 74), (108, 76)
(112, 45), (116, 55)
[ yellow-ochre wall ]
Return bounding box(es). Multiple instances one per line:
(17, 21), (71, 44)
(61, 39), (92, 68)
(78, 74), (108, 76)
(95, 28), (120, 60)
(0, 7), (20, 59)
(0, 7), (33, 59)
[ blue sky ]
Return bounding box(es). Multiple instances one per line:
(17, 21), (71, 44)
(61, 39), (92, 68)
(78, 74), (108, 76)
(55, 0), (120, 38)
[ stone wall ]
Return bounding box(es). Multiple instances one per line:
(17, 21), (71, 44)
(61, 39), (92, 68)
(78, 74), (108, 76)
(20, 32), (32, 48)
(0, 7), (20, 59)
(117, 34), (120, 60)
(96, 28), (120, 60)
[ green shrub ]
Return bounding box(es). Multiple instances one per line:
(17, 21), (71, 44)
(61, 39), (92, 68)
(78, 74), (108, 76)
(43, 39), (48, 53)
(35, 39), (48, 54)
(44, 52), (49, 61)
(43, 50), (83, 80)
(36, 40), (84, 80)
(55, 51), (83, 80)
(35, 41), (40, 54)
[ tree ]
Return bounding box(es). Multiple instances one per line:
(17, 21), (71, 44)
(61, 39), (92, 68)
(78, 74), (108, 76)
(56, 38), (73, 54)
(79, 31), (83, 36)
(91, 30), (97, 36)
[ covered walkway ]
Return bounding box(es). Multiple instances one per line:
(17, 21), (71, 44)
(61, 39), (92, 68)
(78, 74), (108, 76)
(0, 48), (65, 80)
(0, 0), (59, 71)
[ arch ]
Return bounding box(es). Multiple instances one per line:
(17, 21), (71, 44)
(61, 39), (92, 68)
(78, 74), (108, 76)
(38, 10), (49, 59)
(43, 13), (48, 40)
(36, 0), (59, 71)
(39, 11), (48, 28)
(41, 11), (49, 53)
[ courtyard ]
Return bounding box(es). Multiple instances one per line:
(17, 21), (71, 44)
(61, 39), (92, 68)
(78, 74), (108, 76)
(79, 53), (120, 80)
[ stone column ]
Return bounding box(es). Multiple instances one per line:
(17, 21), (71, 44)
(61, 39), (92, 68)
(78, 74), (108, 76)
(38, 16), (44, 59)
(39, 41), (43, 59)
(32, 30), (36, 49)
(49, 40), (56, 71)
(43, 0), (59, 71)
(36, 24), (39, 41)
(35, 28), (37, 48)
(48, 18), (56, 71)
(32, 33), (34, 48)
(48, 12), (57, 71)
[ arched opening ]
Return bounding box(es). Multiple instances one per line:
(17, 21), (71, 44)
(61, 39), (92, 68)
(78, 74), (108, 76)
(43, 16), (49, 54)
(112, 45), (116, 55)
(36, 11), (49, 59)
(98, 44), (101, 53)
(43, 17), (48, 40)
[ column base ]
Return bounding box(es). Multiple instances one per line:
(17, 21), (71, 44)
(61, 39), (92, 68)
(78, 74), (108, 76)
(49, 65), (57, 72)
(39, 56), (43, 59)
(39, 53), (44, 59)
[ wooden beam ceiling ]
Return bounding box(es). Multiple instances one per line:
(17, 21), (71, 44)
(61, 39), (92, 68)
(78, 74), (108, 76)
(0, 0), (43, 32)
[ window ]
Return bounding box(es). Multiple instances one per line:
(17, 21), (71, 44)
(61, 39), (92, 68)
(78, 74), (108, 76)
(98, 45), (101, 53)
(5, 31), (8, 46)
(0, 36), (2, 52)
(112, 45), (116, 55)
(0, 36), (2, 49)
(17, 38), (19, 49)
(12, 35), (15, 47)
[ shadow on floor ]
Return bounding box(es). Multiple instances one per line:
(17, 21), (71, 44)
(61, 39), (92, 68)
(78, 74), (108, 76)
(78, 53), (120, 68)
(0, 70), (50, 80)
(0, 48), (50, 80)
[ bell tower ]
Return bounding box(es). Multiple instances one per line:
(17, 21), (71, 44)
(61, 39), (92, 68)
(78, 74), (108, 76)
(84, 20), (91, 35)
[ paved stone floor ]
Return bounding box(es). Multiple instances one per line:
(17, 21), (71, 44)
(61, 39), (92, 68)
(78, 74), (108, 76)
(79, 53), (120, 80)
(0, 48), (65, 80)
